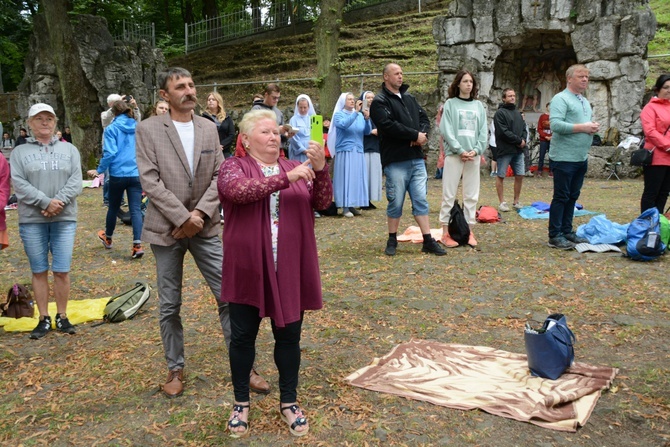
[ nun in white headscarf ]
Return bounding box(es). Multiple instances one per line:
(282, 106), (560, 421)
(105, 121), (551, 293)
(288, 94), (316, 162)
(328, 92), (371, 218)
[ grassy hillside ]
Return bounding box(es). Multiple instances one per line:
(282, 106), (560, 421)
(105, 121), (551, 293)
(168, 3), (448, 111)
(171, 0), (670, 112)
(649, 0), (670, 87)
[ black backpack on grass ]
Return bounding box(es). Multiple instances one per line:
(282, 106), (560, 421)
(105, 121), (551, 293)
(448, 200), (470, 246)
(103, 282), (151, 323)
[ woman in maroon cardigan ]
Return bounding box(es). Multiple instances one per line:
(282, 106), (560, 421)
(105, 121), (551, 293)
(218, 109), (332, 438)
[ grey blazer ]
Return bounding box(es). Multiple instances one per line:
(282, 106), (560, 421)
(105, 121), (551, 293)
(136, 113), (223, 246)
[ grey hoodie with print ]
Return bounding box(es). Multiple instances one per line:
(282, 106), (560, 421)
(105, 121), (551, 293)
(10, 137), (82, 224)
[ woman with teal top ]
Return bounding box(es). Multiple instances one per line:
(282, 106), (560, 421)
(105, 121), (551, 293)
(439, 69), (488, 247)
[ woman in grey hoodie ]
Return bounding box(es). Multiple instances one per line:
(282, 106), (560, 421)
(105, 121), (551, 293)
(10, 103), (82, 340)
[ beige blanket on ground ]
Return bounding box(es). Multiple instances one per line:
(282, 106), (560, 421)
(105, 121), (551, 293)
(345, 340), (618, 432)
(396, 226), (443, 243)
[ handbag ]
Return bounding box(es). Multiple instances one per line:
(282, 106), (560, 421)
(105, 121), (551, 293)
(524, 313), (575, 380)
(632, 125), (670, 167)
(1, 284), (35, 319)
(630, 140), (652, 167)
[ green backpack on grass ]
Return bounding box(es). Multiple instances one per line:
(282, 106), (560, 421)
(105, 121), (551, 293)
(103, 282), (151, 323)
(660, 214), (670, 247)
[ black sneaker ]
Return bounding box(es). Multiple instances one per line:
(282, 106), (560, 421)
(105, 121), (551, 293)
(30, 316), (52, 339)
(564, 232), (588, 244)
(385, 239), (398, 256)
(547, 236), (576, 250)
(55, 314), (76, 334)
(422, 238), (447, 256)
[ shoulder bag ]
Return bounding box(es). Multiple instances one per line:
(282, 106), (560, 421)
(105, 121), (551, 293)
(524, 313), (575, 380)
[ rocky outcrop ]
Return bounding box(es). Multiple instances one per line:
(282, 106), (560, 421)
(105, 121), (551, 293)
(16, 14), (165, 144)
(433, 0), (656, 178)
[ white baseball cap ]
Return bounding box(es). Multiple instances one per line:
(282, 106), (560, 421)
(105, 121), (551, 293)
(28, 103), (56, 118)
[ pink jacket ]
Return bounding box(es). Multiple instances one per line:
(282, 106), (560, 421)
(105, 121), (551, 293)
(0, 156), (9, 231)
(641, 97), (670, 166)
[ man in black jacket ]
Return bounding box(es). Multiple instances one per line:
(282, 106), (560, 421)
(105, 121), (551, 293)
(370, 63), (445, 257)
(493, 88), (528, 212)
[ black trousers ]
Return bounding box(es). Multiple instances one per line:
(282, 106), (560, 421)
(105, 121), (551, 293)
(641, 165), (670, 214)
(229, 303), (303, 403)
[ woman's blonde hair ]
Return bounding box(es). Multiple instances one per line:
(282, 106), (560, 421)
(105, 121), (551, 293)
(205, 91), (227, 121)
(239, 109), (277, 136)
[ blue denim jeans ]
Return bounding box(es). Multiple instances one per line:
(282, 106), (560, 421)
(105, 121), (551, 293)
(19, 221), (77, 273)
(496, 152), (525, 177)
(383, 159), (429, 218)
(106, 176), (143, 243)
(548, 160), (587, 238)
(103, 169), (110, 204)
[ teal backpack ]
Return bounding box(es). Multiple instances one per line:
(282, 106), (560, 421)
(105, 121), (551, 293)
(103, 282), (152, 323)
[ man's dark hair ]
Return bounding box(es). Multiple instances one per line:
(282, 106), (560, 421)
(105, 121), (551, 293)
(447, 69), (479, 99)
(20, 128), (27, 133)
(158, 67), (192, 91)
(502, 88), (514, 99)
(264, 83), (280, 95)
(653, 74), (670, 94)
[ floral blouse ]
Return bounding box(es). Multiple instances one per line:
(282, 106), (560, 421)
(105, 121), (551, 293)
(259, 163), (281, 267)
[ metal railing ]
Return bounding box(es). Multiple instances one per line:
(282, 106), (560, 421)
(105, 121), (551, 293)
(185, 0), (398, 53)
(113, 19), (155, 47)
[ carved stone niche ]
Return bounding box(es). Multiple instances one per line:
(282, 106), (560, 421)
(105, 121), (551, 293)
(433, 0), (657, 178)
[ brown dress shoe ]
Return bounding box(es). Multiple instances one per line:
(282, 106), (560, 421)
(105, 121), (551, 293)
(163, 369), (184, 398)
(249, 368), (270, 394)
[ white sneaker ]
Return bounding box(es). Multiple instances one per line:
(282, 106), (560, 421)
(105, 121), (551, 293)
(314, 211), (321, 218)
(498, 202), (510, 212)
(343, 211), (354, 218)
(513, 202), (523, 210)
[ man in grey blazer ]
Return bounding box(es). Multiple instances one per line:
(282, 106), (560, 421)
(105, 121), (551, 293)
(136, 67), (268, 398)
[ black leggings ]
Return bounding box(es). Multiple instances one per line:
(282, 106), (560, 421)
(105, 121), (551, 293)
(641, 165), (670, 213)
(229, 303), (303, 403)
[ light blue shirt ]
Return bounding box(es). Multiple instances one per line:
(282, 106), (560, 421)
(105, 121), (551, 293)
(333, 110), (371, 153)
(288, 113), (312, 162)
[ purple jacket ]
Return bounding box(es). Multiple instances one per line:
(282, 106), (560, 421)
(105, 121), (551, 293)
(218, 155), (332, 327)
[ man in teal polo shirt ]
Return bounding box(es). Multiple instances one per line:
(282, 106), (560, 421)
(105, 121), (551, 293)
(547, 64), (601, 249)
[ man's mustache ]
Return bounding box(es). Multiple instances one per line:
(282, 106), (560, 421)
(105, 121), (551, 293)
(181, 95), (197, 104)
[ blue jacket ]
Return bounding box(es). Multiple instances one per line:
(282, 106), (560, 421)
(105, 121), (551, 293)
(98, 114), (139, 177)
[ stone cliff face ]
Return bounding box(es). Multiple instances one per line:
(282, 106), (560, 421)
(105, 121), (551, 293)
(433, 0), (657, 177)
(16, 14), (165, 151)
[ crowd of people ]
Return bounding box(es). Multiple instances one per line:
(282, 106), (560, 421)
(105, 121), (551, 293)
(1, 63), (669, 438)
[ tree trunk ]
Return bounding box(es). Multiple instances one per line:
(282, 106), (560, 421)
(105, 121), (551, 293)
(315, 0), (346, 116)
(251, 0), (262, 31)
(182, 0), (194, 24)
(39, 0), (101, 168)
(163, 0), (172, 33)
(202, 0), (218, 19)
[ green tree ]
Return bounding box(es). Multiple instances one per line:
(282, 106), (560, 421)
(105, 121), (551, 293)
(0, 0), (35, 92)
(315, 0), (345, 116)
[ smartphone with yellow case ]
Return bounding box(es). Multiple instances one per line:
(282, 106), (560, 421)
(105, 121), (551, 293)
(310, 115), (323, 146)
